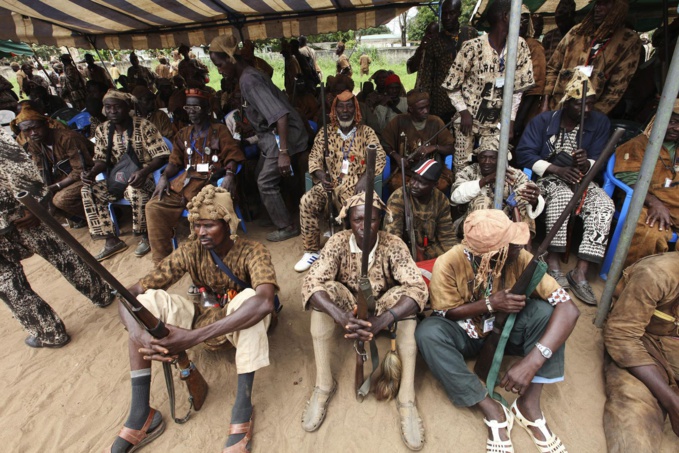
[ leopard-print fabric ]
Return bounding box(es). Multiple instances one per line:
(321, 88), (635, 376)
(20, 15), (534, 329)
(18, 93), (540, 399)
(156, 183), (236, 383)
(302, 230), (428, 314)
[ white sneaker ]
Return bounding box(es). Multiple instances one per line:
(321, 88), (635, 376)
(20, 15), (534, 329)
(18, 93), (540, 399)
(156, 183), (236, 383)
(295, 252), (320, 272)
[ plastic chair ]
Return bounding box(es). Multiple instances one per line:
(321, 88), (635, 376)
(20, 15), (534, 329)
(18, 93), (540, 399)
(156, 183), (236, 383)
(162, 136), (173, 150)
(67, 111), (91, 135)
(600, 154), (677, 280)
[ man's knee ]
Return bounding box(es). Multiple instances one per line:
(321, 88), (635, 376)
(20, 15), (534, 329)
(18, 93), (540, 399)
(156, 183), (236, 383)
(415, 317), (451, 352)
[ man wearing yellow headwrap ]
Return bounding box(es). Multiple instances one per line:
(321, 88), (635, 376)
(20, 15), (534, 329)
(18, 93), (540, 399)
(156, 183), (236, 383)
(294, 89), (385, 272)
(80, 89), (170, 261)
(108, 185), (278, 453)
(516, 70), (615, 306)
(542, 0), (641, 114)
(417, 209), (578, 453)
(301, 190), (428, 450)
(614, 99), (679, 267)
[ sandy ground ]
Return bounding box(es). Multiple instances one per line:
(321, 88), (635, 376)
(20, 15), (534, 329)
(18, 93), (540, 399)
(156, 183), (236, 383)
(1, 216), (678, 453)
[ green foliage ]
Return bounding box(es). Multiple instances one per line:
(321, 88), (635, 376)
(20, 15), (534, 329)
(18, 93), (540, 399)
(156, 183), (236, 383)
(460, 0), (478, 26)
(361, 25), (390, 36)
(408, 7), (437, 42)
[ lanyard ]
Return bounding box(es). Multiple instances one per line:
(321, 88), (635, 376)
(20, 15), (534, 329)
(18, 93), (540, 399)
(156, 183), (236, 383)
(587, 38), (611, 65)
(341, 129), (356, 160)
(189, 126), (209, 159)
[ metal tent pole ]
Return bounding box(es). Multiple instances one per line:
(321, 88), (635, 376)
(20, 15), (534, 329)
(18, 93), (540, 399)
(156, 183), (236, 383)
(493, 0), (522, 209)
(594, 39), (679, 328)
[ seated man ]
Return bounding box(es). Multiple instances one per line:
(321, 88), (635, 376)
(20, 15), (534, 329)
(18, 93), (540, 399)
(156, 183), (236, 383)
(295, 90), (385, 272)
(0, 129), (112, 349)
(382, 91), (455, 192)
(146, 88), (243, 266)
(603, 251), (679, 452)
(416, 209), (579, 453)
(301, 192), (428, 451)
(108, 186), (277, 453)
(374, 74), (408, 132)
(614, 100), (679, 268)
(15, 105), (94, 222)
(384, 159), (456, 261)
(516, 71), (614, 305)
(452, 139), (543, 237)
(132, 85), (175, 140)
(80, 90), (170, 261)
(28, 84), (66, 117)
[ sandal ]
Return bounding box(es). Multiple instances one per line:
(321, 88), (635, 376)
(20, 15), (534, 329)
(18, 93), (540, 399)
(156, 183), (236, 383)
(222, 411), (254, 453)
(95, 241), (129, 262)
(106, 408), (165, 452)
(397, 400), (425, 451)
(301, 380), (337, 432)
(511, 400), (567, 453)
(484, 403), (514, 453)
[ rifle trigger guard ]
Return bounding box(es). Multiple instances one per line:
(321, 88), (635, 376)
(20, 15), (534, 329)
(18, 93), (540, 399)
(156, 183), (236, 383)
(354, 341), (367, 362)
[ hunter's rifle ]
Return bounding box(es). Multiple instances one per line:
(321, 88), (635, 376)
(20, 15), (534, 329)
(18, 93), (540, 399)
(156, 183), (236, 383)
(400, 157), (417, 260)
(474, 127), (625, 384)
(385, 119), (453, 186)
(17, 191), (208, 424)
(319, 82), (335, 235)
(355, 144), (378, 401)
(563, 80), (588, 263)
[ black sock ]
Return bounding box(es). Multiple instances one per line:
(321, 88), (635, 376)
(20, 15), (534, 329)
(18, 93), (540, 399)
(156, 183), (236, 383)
(225, 372), (254, 448)
(111, 369), (152, 453)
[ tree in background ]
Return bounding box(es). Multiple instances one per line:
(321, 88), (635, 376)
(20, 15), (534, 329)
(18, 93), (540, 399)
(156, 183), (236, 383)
(399, 12), (409, 46)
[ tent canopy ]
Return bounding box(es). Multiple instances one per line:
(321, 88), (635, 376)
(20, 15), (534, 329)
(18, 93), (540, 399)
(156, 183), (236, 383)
(471, 0), (679, 32)
(0, 39), (33, 58)
(0, 0), (418, 50)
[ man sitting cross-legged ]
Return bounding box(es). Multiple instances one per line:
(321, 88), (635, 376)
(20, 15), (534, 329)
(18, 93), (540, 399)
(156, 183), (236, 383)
(384, 159), (456, 261)
(301, 191), (429, 450)
(294, 90), (385, 272)
(107, 186), (277, 453)
(416, 209), (579, 453)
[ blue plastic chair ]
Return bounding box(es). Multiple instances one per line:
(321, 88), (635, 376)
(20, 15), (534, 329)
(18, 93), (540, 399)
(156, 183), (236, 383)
(68, 111), (91, 136)
(600, 154), (677, 280)
(162, 136), (172, 150)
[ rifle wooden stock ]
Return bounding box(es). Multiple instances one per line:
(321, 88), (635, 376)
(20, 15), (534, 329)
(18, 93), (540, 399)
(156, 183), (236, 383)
(400, 158), (417, 260)
(355, 145), (377, 399)
(473, 127), (625, 381)
(17, 191), (208, 412)
(320, 82), (335, 235)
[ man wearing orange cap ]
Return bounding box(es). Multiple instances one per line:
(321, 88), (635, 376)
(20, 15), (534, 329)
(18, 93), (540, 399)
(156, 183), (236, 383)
(209, 35), (308, 242)
(294, 90), (385, 272)
(146, 88), (244, 266)
(417, 209), (578, 453)
(374, 73), (408, 132)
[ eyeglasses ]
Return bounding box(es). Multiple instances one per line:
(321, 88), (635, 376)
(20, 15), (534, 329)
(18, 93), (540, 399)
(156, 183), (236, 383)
(183, 105), (202, 112)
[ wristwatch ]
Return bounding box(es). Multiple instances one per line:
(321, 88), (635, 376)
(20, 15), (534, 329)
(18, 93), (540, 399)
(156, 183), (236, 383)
(485, 297), (494, 314)
(535, 342), (553, 359)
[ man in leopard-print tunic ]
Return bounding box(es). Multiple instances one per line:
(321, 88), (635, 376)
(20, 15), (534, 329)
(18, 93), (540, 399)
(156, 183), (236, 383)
(0, 130), (112, 349)
(294, 90), (385, 272)
(301, 191), (428, 451)
(108, 185), (277, 452)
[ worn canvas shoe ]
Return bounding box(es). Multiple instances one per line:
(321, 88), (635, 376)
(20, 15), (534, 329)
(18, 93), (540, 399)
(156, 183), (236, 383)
(266, 226), (300, 242)
(294, 252), (320, 272)
(566, 270), (598, 306)
(547, 269), (569, 289)
(134, 237), (151, 257)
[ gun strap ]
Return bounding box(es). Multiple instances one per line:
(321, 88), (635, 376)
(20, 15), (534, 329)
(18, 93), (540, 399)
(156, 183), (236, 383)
(486, 260), (547, 407)
(357, 339), (380, 399)
(162, 362), (193, 424)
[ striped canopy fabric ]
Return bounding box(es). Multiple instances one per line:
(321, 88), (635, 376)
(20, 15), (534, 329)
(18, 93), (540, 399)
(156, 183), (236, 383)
(0, 0), (418, 50)
(471, 0), (679, 32)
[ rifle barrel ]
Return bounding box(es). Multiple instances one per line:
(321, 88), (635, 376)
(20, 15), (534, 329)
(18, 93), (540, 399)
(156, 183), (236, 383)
(17, 191), (169, 338)
(361, 145), (377, 275)
(577, 80), (588, 150)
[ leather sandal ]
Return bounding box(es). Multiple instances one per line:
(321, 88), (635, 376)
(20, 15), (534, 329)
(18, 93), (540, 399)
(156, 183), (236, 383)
(397, 400), (425, 451)
(511, 400), (567, 453)
(301, 380), (337, 432)
(484, 403), (514, 453)
(222, 411), (254, 453)
(106, 408), (165, 453)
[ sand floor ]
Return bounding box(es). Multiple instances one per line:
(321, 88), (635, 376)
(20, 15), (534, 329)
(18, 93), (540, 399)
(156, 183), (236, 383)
(1, 217), (678, 453)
